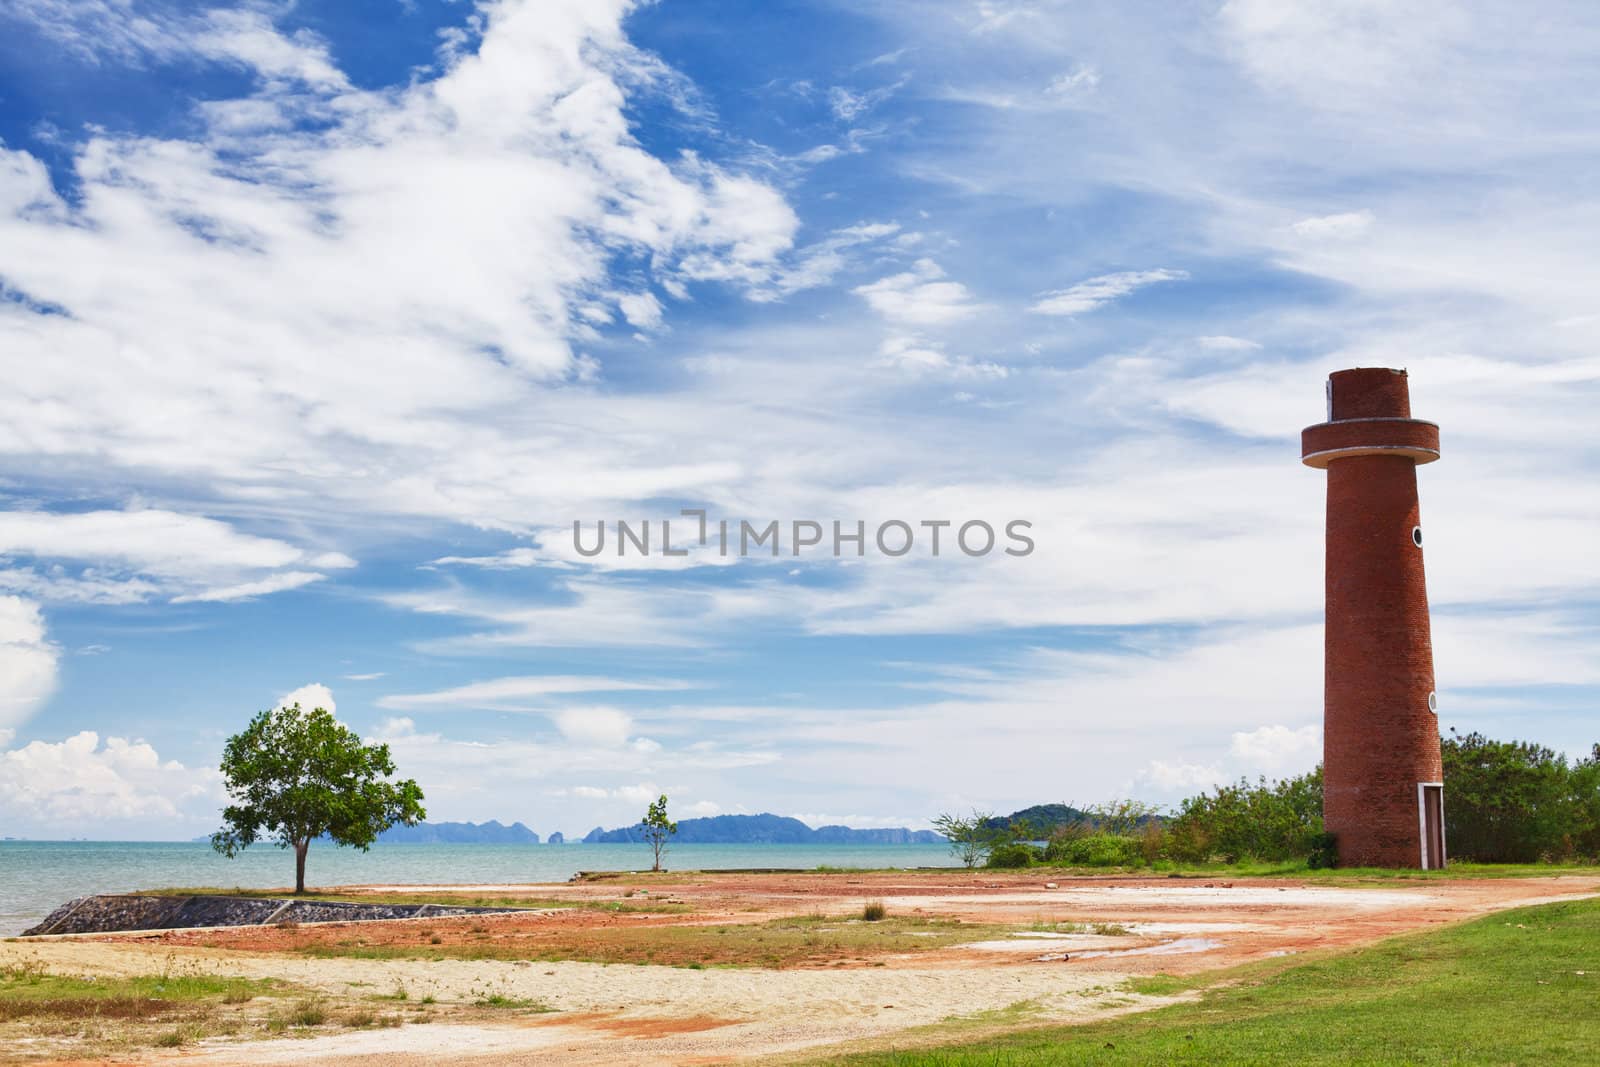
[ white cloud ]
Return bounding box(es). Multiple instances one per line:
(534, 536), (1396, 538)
(429, 548), (543, 570)
(1289, 210), (1374, 239)
(1045, 65), (1100, 100)
(171, 571), (326, 603)
(1230, 724), (1320, 774)
(854, 259), (987, 326)
(1196, 335), (1261, 351)
(1030, 269), (1188, 316)
(0, 0), (800, 535)
(1136, 760), (1225, 792)
(617, 291), (664, 330)
(0, 595), (58, 731)
(278, 682), (336, 715)
(828, 79), (904, 121)
(875, 334), (1007, 379)
(551, 706), (633, 747)
(375, 717), (416, 739)
(0, 509), (345, 604)
(379, 675), (688, 711)
(0, 731), (220, 835)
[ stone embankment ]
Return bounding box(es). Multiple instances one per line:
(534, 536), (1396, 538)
(22, 894), (521, 936)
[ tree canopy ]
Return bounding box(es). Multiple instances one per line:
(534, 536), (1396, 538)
(211, 703), (425, 893)
(642, 794), (677, 872)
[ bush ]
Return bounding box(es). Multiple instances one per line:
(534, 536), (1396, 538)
(1044, 832), (1142, 867)
(1165, 768), (1324, 863)
(860, 899), (886, 921)
(985, 842), (1040, 868)
(1307, 831), (1338, 869)
(1443, 731), (1600, 862)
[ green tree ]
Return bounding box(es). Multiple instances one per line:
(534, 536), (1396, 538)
(933, 810), (997, 869)
(211, 703), (425, 893)
(642, 794), (677, 872)
(1441, 730), (1592, 862)
(1165, 768), (1324, 863)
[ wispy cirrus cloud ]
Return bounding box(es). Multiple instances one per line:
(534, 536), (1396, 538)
(379, 675), (694, 711)
(1030, 269), (1188, 316)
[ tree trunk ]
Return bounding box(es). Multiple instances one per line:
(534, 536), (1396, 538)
(294, 839), (309, 894)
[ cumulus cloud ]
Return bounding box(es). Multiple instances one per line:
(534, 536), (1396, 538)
(0, 731), (220, 835)
(1230, 723), (1320, 772)
(1030, 269), (1188, 316)
(854, 259), (987, 325)
(278, 683), (336, 715)
(0, 595), (58, 731)
(551, 706), (634, 747)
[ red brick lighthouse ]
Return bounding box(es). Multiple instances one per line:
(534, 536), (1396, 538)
(1302, 368), (1445, 869)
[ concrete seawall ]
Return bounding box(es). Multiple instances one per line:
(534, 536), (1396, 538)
(22, 894), (523, 936)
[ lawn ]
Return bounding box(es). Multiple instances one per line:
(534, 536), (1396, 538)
(814, 896), (1600, 1065)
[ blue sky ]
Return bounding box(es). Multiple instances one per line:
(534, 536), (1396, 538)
(1, 0), (1597, 840)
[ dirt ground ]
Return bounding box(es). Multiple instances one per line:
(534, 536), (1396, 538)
(7, 870), (1599, 1065)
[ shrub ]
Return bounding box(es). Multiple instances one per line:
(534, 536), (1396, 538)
(1045, 832), (1142, 867)
(860, 900), (887, 921)
(985, 842), (1040, 868)
(1165, 769), (1324, 863)
(1307, 831), (1339, 869)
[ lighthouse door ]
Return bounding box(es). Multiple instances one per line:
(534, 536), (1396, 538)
(1419, 784), (1446, 870)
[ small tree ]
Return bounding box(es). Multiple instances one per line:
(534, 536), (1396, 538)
(642, 794), (677, 872)
(933, 809), (997, 869)
(211, 703), (425, 893)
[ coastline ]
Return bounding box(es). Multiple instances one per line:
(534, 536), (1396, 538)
(0, 840), (960, 935)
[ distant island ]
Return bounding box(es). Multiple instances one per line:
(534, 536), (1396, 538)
(583, 813), (944, 845)
(372, 819), (541, 844)
(179, 807), (1094, 847)
(190, 819), (543, 845)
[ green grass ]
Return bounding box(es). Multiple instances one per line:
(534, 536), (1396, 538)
(472, 993), (555, 1011)
(985, 859), (1597, 881)
(0, 962), (280, 1010)
(815, 896), (1600, 1065)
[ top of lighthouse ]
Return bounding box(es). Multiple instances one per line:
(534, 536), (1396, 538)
(1301, 367), (1440, 469)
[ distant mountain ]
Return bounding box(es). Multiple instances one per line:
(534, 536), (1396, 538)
(377, 820), (540, 844)
(547, 831), (566, 844)
(189, 819), (542, 845)
(987, 804), (1158, 835)
(987, 804), (1093, 835)
(582, 813), (943, 845)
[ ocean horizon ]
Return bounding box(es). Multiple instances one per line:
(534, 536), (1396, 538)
(0, 840), (962, 935)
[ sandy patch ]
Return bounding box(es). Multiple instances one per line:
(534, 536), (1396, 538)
(6, 872), (1599, 1064)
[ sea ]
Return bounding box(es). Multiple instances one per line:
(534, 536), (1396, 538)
(0, 841), (960, 935)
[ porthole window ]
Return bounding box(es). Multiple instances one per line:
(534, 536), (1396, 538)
(1412, 526), (1423, 547)
(1427, 691), (1438, 714)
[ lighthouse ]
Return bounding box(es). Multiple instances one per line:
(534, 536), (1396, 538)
(1302, 368), (1445, 869)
